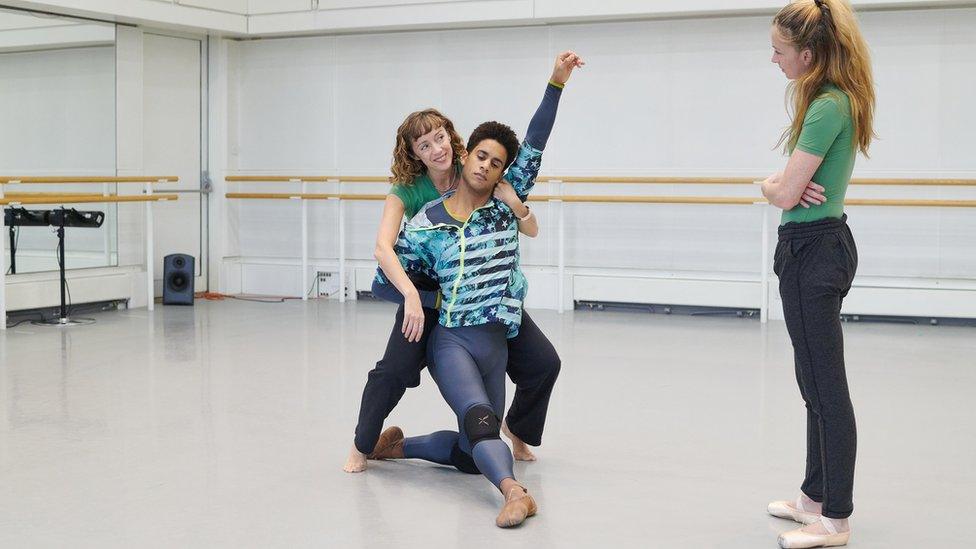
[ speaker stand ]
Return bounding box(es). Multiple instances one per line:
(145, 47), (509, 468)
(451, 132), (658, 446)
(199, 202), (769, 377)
(9, 225), (17, 275)
(32, 210), (94, 327)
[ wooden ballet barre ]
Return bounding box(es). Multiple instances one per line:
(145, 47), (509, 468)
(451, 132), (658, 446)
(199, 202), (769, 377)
(227, 174), (976, 187)
(537, 176), (976, 186)
(844, 198), (976, 208)
(0, 194), (115, 204)
(0, 176), (178, 184)
(227, 175), (756, 185)
(0, 194), (178, 205)
(337, 176), (391, 183)
(225, 192), (387, 201)
(531, 196), (976, 207)
(225, 175), (391, 183)
(528, 195), (760, 205)
(848, 178), (976, 186)
(225, 176), (332, 182)
(537, 176), (758, 185)
(226, 192), (334, 199)
(3, 192), (104, 198)
(226, 192), (976, 208)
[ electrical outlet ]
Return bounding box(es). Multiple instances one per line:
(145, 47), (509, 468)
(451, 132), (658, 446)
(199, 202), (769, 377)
(317, 271), (340, 297)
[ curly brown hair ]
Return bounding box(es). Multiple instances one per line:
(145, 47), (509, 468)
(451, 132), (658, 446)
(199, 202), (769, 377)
(467, 121), (520, 170)
(390, 109), (466, 185)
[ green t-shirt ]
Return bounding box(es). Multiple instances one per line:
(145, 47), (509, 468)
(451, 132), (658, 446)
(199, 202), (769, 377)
(782, 84), (856, 225)
(390, 174), (440, 219)
(390, 165), (463, 219)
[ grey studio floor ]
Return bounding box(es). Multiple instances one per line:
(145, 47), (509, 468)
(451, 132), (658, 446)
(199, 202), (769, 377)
(1, 298), (973, 548)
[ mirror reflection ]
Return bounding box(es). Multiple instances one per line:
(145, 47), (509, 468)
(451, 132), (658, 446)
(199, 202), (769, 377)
(0, 7), (117, 274)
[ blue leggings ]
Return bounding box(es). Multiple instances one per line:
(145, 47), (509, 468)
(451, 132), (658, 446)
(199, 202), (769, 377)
(401, 323), (515, 488)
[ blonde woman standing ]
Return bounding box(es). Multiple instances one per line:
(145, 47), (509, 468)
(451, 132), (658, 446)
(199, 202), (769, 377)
(761, 0), (875, 547)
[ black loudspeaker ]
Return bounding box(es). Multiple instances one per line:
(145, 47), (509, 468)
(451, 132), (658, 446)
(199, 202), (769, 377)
(163, 253), (195, 305)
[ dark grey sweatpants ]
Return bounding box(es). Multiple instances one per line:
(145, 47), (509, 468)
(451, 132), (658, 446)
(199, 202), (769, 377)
(774, 214), (858, 519)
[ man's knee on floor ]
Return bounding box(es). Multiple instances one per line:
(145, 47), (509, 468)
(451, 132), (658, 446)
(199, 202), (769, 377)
(464, 403), (501, 447)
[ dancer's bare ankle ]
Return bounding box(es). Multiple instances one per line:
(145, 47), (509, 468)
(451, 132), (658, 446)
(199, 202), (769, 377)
(343, 443), (367, 473)
(499, 478), (526, 500)
(501, 421), (537, 461)
(798, 493), (823, 512)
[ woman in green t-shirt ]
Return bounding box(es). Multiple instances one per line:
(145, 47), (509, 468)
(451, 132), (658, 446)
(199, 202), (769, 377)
(344, 51), (584, 475)
(760, 1), (876, 547)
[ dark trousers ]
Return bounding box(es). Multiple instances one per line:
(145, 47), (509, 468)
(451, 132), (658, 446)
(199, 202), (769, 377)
(774, 214), (858, 519)
(353, 307), (561, 454)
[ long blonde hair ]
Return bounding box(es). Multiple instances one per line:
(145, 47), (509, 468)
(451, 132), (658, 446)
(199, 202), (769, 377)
(774, 0), (876, 155)
(390, 109), (466, 185)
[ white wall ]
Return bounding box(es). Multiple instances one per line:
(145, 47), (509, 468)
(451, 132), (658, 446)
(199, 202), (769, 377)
(223, 7), (976, 317)
(0, 45), (118, 265)
(0, 1), (246, 34)
(6, 0), (976, 37)
(0, 11), (116, 52)
(142, 32), (205, 285)
(116, 27), (206, 292)
(0, 46), (115, 175)
(250, 0), (976, 35)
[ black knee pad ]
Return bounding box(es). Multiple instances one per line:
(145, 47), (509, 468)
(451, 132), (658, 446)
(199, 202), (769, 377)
(464, 404), (501, 447)
(449, 442), (481, 475)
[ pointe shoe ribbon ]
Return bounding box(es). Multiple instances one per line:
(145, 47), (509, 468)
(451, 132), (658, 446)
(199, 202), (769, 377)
(767, 496), (821, 525)
(777, 516), (851, 549)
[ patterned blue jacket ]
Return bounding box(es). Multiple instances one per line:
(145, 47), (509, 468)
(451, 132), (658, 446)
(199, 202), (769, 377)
(374, 142), (543, 338)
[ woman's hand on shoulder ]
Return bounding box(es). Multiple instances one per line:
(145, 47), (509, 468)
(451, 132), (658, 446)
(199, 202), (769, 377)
(493, 179), (520, 208)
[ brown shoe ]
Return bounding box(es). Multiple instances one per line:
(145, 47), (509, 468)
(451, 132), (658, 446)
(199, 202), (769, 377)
(495, 485), (537, 528)
(367, 426), (404, 460)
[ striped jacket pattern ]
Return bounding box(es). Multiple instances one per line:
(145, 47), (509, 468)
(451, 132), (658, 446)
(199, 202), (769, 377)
(374, 142), (543, 338)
